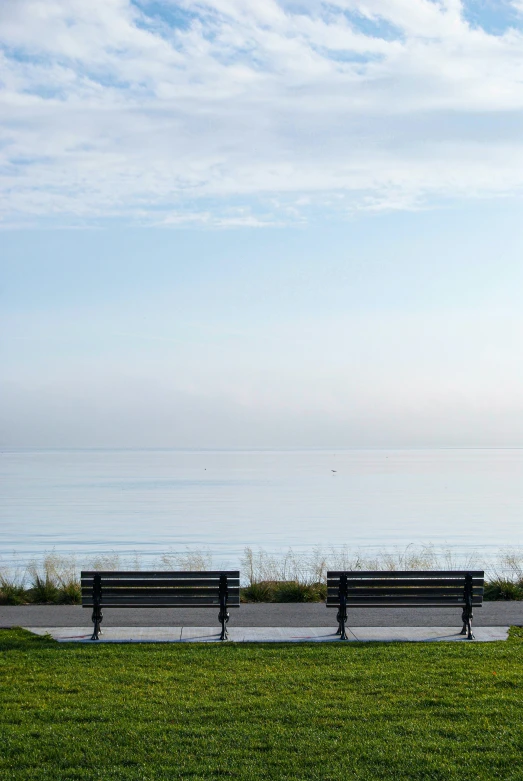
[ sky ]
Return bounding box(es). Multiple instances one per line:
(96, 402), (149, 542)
(1, 0), (523, 447)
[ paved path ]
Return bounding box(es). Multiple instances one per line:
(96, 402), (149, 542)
(25, 626), (510, 643)
(1, 602), (521, 628)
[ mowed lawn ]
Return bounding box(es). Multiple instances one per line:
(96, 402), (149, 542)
(1, 629), (522, 781)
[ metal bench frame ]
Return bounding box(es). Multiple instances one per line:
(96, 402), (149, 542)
(327, 570), (484, 641)
(81, 570), (240, 641)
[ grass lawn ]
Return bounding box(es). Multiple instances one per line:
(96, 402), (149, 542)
(1, 628), (522, 780)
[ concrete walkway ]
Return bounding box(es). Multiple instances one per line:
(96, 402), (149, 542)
(25, 625), (509, 643)
(1, 602), (521, 627)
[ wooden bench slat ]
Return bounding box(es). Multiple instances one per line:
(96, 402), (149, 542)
(327, 586), (483, 597)
(83, 595), (241, 601)
(326, 597), (483, 607)
(327, 594), (483, 605)
(103, 586), (238, 592)
(326, 578), (482, 588)
(82, 599), (241, 607)
(327, 570), (484, 578)
(326, 599), (483, 607)
(326, 584), (482, 592)
(82, 587), (240, 598)
(81, 570), (239, 578)
(81, 579), (239, 588)
(82, 601), (240, 610)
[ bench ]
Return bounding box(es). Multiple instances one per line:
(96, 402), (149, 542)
(327, 570), (484, 640)
(81, 570), (240, 641)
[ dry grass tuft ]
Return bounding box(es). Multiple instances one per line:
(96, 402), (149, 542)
(1, 545), (522, 603)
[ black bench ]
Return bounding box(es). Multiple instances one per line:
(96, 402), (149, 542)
(81, 570), (240, 641)
(327, 570), (484, 640)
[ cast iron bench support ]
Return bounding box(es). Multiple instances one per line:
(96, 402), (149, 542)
(82, 570), (240, 641)
(91, 573), (103, 641)
(218, 574), (229, 641)
(336, 574), (348, 640)
(460, 573), (475, 640)
(327, 570), (484, 642)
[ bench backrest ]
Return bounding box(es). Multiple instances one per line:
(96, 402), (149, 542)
(326, 571), (484, 608)
(81, 571), (240, 608)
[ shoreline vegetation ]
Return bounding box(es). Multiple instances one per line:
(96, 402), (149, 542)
(1, 545), (522, 605)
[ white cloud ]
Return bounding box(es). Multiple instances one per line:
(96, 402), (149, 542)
(1, 0), (523, 225)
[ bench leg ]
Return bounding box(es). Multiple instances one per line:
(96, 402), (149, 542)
(336, 606), (348, 641)
(460, 607), (474, 640)
(218, 606), (230, 641)
(91, 606), (103, 641)
(460, 574), (475, 640)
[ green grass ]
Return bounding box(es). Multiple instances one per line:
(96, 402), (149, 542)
(1, 628), (523, 780)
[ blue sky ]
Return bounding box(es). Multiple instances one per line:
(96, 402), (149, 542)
(1, 1), (523, 446)
(2, 0), (523, 226)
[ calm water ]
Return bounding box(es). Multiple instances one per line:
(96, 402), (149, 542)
(1, 449), (522, 567)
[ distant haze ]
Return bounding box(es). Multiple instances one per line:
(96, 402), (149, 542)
(2, 209), (523, 448)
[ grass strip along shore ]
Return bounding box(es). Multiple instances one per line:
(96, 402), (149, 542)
(1, 628), (522, 780)
(2, 547), (523, 604)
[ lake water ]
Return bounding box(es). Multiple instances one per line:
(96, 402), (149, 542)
(1, 449), (522, 569)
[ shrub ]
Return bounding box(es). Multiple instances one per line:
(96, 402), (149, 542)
(273, 581), (325, 603)
(57, 581), (82, 604)
(0, 561), (28, 605)
(29, 575), (60, 603)
(241, 580), (326, 602)
(241, 581), (277, 602)
(0, 582), (28, 605)
(484, 578), (523, 601)
(27, 553), (79, 604)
